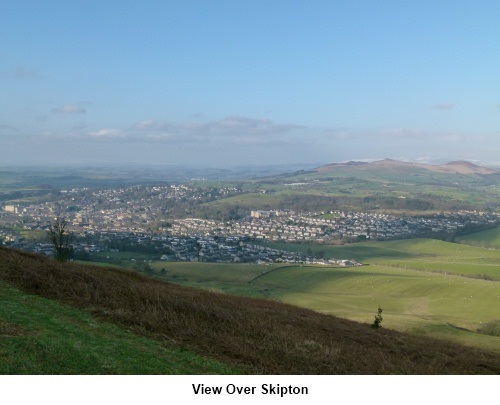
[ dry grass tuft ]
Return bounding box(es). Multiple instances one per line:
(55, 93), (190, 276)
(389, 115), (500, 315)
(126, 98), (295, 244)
(0, 321), (27, 337)
(1, 246), (499, 374)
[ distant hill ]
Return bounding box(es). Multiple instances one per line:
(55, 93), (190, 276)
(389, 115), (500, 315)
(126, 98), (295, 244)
(437, 161), (498, 175)
(317, 158), (498, 175)
(1, 246), (499, 374)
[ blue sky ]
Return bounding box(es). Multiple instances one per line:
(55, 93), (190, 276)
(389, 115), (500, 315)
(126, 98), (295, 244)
(1, 0), (500, 167)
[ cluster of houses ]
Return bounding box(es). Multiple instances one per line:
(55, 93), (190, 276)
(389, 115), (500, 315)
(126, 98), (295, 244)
(166, 209), (498, 242)
(0, 226), (359, 266)
(1, 182), (498, 265)
(161, 236), (360, 265)
(2, 183), (497, 245)
(0, 184), (242, 234)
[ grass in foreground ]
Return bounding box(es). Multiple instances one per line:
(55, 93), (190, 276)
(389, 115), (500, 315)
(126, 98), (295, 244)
(1, 246), (499, 374)
(0, 280), (239, 374)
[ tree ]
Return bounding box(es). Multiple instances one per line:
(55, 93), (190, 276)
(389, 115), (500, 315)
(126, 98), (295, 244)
(47, 215), (72, 262)
(372, 307), (383, 329)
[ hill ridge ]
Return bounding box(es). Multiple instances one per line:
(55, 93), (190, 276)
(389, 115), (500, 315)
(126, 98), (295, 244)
(1, 246), (499, 374)
(316, 159), (498, 175)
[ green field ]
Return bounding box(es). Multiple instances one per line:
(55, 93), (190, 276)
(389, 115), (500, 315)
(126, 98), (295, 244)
(0, 280), (239, 374)
(90, 250), (155, 264)
(457, 226), (500, 248)
(151, 261), (285, 296)
(254, 264), (500, 350)
(150, 238), (500, 352)
(260, 238), (500, 280)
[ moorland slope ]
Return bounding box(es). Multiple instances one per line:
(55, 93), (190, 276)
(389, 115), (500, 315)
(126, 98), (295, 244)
(1, 246), (499, 374)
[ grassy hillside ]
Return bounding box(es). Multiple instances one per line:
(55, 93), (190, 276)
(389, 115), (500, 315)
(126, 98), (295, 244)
(151, 239), (500, 353)
(211, 160), (500, 213)
(254, 265), (500, 352)
(0, 280), (238, 374)
(1, 246), (499, 374)
(262, 238), (500, 280)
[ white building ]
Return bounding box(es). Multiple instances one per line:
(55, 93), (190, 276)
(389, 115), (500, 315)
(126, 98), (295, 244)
(3, 205), (20, 213)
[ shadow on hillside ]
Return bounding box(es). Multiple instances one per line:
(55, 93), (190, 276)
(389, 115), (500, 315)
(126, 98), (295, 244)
(321, 244), (416, 262)
(1, 246), (499, 375)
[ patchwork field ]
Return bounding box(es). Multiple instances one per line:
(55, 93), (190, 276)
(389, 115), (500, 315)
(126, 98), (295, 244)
(151, 238), (500, 352)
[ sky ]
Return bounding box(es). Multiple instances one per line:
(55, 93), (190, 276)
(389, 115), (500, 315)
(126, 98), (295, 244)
(1, 0), (500, 167)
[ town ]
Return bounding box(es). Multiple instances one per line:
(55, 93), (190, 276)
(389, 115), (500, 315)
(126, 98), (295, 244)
(1, 184), (498, 265)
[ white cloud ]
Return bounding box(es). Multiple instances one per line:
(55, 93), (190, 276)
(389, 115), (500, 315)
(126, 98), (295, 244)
(132, 117), (301, 137)
(121, 116), (304, 144)
(430, 103), (455, 110)
(323, 128), (356, 139)
(89, 128), (125, 138)
(322, 127), (426, 140)
(206, 116), (302, 136)
(51, 105), (86, 114)
(378, 128), (424, 138)
(439, 134), (464, 142)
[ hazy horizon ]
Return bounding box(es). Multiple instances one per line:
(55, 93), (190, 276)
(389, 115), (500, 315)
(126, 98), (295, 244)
(2, 157), (500, 173)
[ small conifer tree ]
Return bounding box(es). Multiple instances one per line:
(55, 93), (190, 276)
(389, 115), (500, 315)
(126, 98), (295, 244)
(372, 306), (383, 329)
